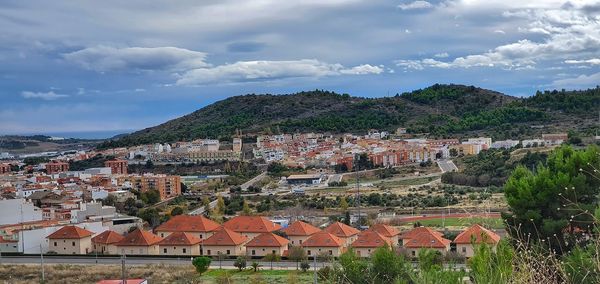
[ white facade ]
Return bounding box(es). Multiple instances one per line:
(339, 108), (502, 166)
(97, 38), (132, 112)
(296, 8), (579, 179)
(18, 222), (106, 253)
(0, 199), (43, 225)
(491, 140), (520, 149)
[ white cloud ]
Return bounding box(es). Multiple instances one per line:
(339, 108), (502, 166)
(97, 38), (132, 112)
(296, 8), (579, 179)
(64, 46), (209, 72)
(551, 72), (600, 89)
(21, 91), (68, 100)
(434, 52), (449, 58)
(397, 1), (433, 10)
(176, 59), (383, 85)
(565, 58), (600, 65)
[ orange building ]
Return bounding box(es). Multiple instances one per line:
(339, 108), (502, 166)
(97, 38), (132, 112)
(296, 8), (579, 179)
(0, 163), (11, 174)
(117, 174), (181, 200)
(45, 161), (69, 174)
(104, 159), (128, 175)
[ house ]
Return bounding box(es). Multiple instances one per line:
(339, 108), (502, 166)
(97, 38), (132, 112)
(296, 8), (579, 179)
(281, 221), (321, 246)
(246, 232), (290, 257)
(351, 231), (393, 257)
(154, 215), (220, 239)
(158, 232), (202, 256)
(92, 230), (124, 255)
(323, 222), (360, 247)
(47, 225), (94, 255)
(223, 216), (282, 240)
(115, 228), (162, 255)
(399, 227), (451, 257)
(367, 224), (401, 246)
(453, 224), (501, 258)
(302, 231), (345, 257)
(201, 227), (248, 256)
(286, 174), (323, 185)
(542, 133), (568, 145)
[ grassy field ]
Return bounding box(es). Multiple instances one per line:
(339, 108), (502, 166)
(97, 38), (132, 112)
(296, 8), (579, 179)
(0, 264), (313, 284)
(406, 217), (504, 229)
(375, 176), (438, 187)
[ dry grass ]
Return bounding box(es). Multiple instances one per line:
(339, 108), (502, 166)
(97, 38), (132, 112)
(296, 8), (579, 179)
(0, 264), (201, 284)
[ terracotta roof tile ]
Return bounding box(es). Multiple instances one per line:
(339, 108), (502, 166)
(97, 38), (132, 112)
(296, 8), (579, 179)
(158, 232), (202, 246)
(368, 224), (400, 238)
(302, 232), (344, 247)
(115, 229), (162, 246)
(453, 224), (501, 244)
(202, 227), (248, 246)
(223, 216), (282, 233)
(324, 222), (360, 238)
(399, 227), (443, 240)
(351, 231), (393, 248)
(155, 215), (221, 233)
(401, 227), (451, 249)
(281, 221), (321, 236)
(47, 226), (93, 239)
(92, 230), (124, 244)
(246, 233), (290, 247)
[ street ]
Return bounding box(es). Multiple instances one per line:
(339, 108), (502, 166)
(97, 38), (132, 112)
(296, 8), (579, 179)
(437, 160), (458, 173)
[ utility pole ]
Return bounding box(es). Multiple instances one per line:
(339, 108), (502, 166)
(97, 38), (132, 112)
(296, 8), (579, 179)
(121, 255), (127, 284)
(40, 244), (45, 283)
(313, 255), (318, 284)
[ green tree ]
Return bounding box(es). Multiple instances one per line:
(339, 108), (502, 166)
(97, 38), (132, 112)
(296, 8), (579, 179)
(469, 241), (514, 284)
(141, 189), (161, 205)
(340, 198), (349, 211)
(234, 256), (247, 271)
(288, 246), (307, 270)
(370, 245), (411, 284)
(171, 206), (184, 216)
(192, 257), (211, 275)
(242, 200), (252, 215)
(300, 260), (310, 272)
(337, 248), (369, 284)
(251, 261), (261, 272)
(216, 195), (226, 215)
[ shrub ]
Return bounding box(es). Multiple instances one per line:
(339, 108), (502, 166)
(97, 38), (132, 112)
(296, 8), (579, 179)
(191, 257), (211, 275)
(300, 260), (310, 272)
(234, 256), (247, 271)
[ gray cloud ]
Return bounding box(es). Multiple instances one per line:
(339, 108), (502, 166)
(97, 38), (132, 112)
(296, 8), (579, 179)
(397, 1), (433, 10)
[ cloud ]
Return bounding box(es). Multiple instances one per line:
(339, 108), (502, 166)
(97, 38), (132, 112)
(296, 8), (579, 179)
(434, 52), (449, 58)
(397, 1), (433, 10)
(551, 72), (600, 89)
(176, 59), (383, 85)
(21, 91), (68, 100)
(64, 46), (209, 72)
(565, 58), (600, 65)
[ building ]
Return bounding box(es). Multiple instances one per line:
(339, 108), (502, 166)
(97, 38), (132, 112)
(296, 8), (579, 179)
(302, 231), (345, 257)
(367, 224), (401, 246)
(233, 138), (243, 152)
(281, 221), (321, 246)
(0, 163), (11, 174)
(323, 222), (360, 247)
(115, 228), (162, 255)
(245, 232), (290, 257)
(158, 232), (202, 256)
(117, 174), (181, 200)
(223, 216), (282, 240)
(542, 133), (568, 145)
(453, 224), (501, 258)
(399, 227), (451, 257)
(286, 174), (323, 185)
(201, 227), (248, 256)
(154, 215), (221, 239)
(0, 199), (43, 225)
(467, 137), (492, 149)
(351, 231), (393, 257)
(104, 159), (128, 175)
(522, 139), (545, 148)
(491, 140), (520, 149)
(45, 161), (69, 174)
(47, 225), (94, 255)
(92, 230), (124, 255)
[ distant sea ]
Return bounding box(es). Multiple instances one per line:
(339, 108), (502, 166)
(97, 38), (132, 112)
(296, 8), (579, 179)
(25, 130), (135, 140)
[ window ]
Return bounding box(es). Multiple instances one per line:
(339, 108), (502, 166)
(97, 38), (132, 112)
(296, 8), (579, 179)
(262, 248), (265, 251)
(183, 248), (187, 254)
(226, 250), (230, 255)
(252, 250), (256, 255)
(72, 241), (75, 246)
(207, 250), (211, 255)
(462, 247), (466, 253)
(307, 250), (311, 255)
(164, 248), (167, 253)
(53, 242), (57, 246)
(329, 250), (333, 255)
(299, 240), (302, 244)
(272, 250), (276, 254)
(411, 251), (416, 256)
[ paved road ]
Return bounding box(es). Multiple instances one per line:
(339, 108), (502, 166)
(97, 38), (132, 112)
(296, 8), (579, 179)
(437, 160), (458, 173)
(240, 171), (267, 190)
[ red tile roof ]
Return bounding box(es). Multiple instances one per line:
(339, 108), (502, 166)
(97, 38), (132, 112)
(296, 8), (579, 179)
(158, 232), (202, 246)
(351, 231), (392, 248)
(154, 215), (220, 233)
(324, 222), (360, 238)
(47, 226), (93, 239)
(281, 221), (321, 236)
(401, 227), (451, 249)
(92, 230), (124, 244)
(202, 227), (248, 246)
(115, 229), (162, 246)
(368, 224), (400, 238)
(453, 224), (501, 244)
(246, 233), (290, 247)
(223, 216), (282, 233)
(302, 232), (344, 247)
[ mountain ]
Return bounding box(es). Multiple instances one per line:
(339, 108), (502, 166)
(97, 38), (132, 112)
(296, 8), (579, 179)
(98, 84), (600, 149)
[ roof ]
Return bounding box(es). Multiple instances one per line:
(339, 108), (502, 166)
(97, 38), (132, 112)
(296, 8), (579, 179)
(287, 174), (322, 180)
(324, 222), (360, 238)
(158, 232), (202, 246)
(92, 230), (124, 244)
(302, 231), (344, 247)
(281, 221), (321, 236)
(401, 227), (451, 249)
(202, 227), (248, 246)
(453, 224), (501, 244)
(115, 229), (162, 246)
(47, 226), (93, 239)
(223, 216), (282, 233)
(368, 224), (400, 238)
(351, 231), (392, 248)
(154, 215), (221, 233)
(246, 232), (289, 247)
(399, 227), (443, 240)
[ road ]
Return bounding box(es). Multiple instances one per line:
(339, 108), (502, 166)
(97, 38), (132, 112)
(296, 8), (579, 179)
(437, 160), (458, 173)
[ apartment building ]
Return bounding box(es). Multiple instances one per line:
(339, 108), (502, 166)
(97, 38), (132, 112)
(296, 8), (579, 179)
(104, 159), (128, 175)
(45, 161), (69, 174)
(117, 174), (181, 200)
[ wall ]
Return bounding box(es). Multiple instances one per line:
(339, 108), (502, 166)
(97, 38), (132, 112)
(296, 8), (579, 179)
(202, 244), (245, 256)
(159, 244), (200, 256)
(0, 199), (43, 225)
(247, 245), (286, 257)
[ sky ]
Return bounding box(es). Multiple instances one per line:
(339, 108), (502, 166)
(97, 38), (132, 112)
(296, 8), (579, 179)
(1, 0), (600, 137)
